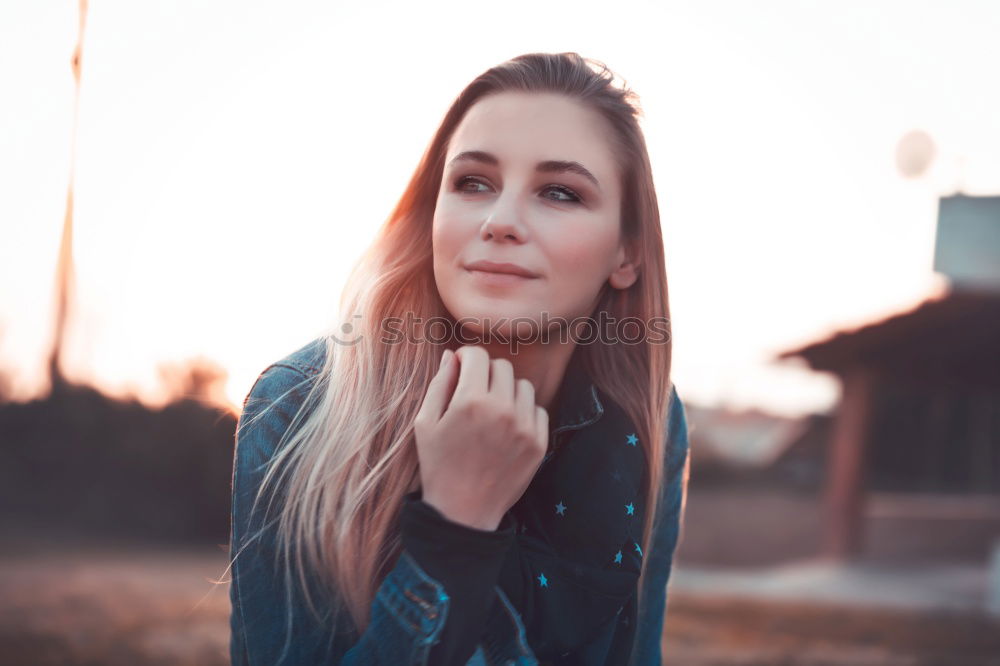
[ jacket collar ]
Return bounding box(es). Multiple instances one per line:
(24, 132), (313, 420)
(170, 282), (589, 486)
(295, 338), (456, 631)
(550, 345), (605, 436)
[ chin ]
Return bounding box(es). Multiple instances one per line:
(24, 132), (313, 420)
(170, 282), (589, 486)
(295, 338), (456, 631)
(447, 297), (546, 339)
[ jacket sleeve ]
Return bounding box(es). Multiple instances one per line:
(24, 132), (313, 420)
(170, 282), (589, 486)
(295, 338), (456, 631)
(629, 384), (691, 666)
(230, 362), (508, 666)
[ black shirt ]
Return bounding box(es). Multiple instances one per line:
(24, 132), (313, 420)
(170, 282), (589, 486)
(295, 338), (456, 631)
(400, 345), (650, 665)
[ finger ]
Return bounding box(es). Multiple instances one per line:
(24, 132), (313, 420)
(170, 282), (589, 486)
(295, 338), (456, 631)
(453, 345), (490, 402)
(489, 358), (515, 405)
(416, 349), (458, 424)
(514, 378), (535, 428)
(534, 405), (549, 453)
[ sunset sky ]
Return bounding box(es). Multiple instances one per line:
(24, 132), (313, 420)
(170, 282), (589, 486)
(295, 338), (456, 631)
(1, 0), (998, 417)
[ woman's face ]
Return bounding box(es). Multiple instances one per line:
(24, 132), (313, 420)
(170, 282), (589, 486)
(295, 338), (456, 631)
(432, 91), (637, 340)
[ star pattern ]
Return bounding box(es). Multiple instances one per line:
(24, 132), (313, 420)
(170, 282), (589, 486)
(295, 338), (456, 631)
(531, 427), (646, 603)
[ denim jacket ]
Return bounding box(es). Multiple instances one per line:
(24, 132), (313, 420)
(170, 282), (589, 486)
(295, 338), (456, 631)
(229, 337), (691, 665)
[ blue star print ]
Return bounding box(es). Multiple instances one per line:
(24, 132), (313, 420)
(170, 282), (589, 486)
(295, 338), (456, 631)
(537, 573), (548, 587)
(626, 433), (638, 446)
(625, 502), (635, 516)
(555, 501), (566, 516)
(614, 550), (622, 564)
(634, 542), (642, 557)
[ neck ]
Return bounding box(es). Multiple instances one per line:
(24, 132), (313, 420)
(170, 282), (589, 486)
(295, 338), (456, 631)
(469, 340), (577, 413)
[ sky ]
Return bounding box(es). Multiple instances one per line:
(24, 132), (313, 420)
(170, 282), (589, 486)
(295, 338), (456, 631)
(1, 0), (998, 417)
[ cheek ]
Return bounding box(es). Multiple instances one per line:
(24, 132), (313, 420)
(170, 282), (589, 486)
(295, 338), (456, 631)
(432, 210), (474, 308)
(432, 204), (472, 260)
(540, 228), (618, 311)
(547, 229), (617, 279)
(431, 218), (458, 269)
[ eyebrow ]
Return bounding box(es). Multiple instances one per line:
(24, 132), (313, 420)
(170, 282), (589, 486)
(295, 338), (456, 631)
(446, 150), (602, 191)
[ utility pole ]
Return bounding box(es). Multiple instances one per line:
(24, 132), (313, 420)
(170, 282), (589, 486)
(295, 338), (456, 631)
(48, 0), (88, 397)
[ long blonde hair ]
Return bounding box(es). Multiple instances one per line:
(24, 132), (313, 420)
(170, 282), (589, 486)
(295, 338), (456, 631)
(238, 51), (673, 642)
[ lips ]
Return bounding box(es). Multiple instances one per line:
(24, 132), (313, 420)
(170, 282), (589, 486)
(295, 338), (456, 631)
(464, 259), (540, 278)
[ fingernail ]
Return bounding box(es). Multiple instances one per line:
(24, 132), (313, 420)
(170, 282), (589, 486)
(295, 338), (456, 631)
(440, 349), (451, 368)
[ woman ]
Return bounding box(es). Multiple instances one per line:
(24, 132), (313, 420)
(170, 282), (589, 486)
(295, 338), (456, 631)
(229, 51), (691, 666)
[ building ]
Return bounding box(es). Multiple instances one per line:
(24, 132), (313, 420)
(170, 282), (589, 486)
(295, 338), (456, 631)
(777, 194), (1000, 560)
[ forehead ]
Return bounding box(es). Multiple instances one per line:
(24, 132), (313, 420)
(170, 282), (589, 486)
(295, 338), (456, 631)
(446, 91), (620, 185)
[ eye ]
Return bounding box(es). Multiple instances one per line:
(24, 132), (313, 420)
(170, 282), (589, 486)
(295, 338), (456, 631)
(452, 176), (583, 205)
(454, 175), (491, 193)
(542, 184), (582, 204)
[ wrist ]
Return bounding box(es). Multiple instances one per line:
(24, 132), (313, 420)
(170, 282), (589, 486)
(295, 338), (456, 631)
(422, 495), (501, 532)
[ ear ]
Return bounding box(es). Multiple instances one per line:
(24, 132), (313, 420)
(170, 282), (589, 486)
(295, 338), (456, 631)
(609, 239), (640, 290)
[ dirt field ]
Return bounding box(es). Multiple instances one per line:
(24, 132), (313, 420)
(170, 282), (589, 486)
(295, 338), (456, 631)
(1, 544), (998, 666)
(662, 594), (1000, 665)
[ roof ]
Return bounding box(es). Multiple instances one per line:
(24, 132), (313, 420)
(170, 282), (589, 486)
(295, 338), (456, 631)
(775, 289), (1000, 387)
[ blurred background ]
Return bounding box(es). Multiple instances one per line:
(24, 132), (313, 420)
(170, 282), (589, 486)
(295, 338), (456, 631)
(2, 1), (999, 664)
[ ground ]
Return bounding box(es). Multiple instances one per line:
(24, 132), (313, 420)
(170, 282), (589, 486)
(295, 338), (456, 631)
(1, 543), (998, 666)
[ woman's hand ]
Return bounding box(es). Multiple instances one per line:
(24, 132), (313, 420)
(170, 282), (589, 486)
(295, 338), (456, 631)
(413, 345), (549, 531)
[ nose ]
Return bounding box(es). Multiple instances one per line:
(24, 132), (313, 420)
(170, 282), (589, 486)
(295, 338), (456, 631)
(480, 210), (527, 244)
